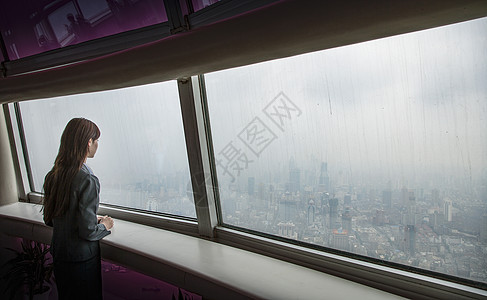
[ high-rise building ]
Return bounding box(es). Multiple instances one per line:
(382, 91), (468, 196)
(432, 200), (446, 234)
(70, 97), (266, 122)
(289, 168), (301, 193)
(308, 199), (316, 225)
(279, 192), (298, 221)
(480, 214), (487, 243)
(342, 207), (352, 233)
(318, 162), (330, 192)
(344, 193), (352, 206)
(382, 189), (392, 209)
(404, 225), (416, 256)
(401, 186), (409, 207)
(444, 199), (453, 222)
(375, 209), (385, 226)
(278, 222), (298, 240)
(407, 191), (416, 226)
(432, 189), (440, 206)
(332, 229), (350, 252)
(329, 197), (339, 229)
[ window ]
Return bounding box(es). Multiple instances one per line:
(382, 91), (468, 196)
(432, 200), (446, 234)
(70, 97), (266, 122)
(0, 0), (168, 60)
(205, 17), (487, 284)
(19, 81), (195, 218)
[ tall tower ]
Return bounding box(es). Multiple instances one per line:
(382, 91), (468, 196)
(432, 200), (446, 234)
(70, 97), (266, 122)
(318, 162), (330, 192)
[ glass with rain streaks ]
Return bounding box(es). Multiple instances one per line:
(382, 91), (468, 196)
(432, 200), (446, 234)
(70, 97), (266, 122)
(205, 17), (487, 284)
(20, 81), (195, 218)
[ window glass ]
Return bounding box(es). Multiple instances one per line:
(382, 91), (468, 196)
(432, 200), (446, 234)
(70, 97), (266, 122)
(205, 17), (487, 283)
(0, 0), (167, 60)
(191, 0), (221, 12)
(20, 81), (195, 218)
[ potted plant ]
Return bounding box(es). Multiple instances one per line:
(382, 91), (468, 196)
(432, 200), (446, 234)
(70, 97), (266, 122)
(0, 239), (54, 300)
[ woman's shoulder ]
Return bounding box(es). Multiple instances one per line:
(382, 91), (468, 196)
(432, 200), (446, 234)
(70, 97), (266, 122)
(73, 165), (99, 185)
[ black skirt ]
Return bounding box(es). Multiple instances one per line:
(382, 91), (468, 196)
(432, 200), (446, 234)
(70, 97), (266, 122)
(53, 255), (103, 300)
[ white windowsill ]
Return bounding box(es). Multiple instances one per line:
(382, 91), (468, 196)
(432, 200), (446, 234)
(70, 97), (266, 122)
(0, 202), (404, 299)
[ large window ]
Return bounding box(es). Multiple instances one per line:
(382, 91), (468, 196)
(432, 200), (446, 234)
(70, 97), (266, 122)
(205, 17), (487, 283)
(19, 81), (195, 218)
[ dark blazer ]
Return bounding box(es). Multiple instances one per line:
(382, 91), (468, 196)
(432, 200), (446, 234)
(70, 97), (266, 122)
(49, 164), (110, 262)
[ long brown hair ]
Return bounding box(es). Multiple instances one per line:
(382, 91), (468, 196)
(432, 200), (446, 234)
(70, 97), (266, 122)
(43, 118), (100, 224)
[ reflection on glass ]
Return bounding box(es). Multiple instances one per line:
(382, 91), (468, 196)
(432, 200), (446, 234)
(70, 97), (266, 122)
(0, 0), (167, 60)
(205, 18), (487, 283)
(191, 0), (220, 12)
(20, 81), (195, 218)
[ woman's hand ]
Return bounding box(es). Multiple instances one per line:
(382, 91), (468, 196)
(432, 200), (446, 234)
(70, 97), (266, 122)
(98, 215), (114, 230)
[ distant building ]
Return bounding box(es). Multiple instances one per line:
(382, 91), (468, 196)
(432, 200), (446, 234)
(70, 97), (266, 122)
(401, 186), (409, 207)
(307, 199), (316, 225)
(432, 189), (440, 206)
(375, 209), (385, 226)
(342, 207), (352, 233)
(318, 162), (330, 192)
(404, 225), (416, 256)
(332, 229), (350, 252)
(480, 214), (487, 243)
(289, 168), (301, 193)
(344, 193), (352, 206)
(444, 199), (453, 222)
(278, 192), (298, 221)
(329, 198), (339, 229)
(278, 222), (298, 240)
(382, 189), (392, 209)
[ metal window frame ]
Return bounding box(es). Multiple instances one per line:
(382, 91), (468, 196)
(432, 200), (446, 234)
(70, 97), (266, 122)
(3, 103), (28, 200)
(178, 76), (218, 237)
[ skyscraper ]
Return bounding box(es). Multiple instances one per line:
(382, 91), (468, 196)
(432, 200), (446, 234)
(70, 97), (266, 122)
(308, 199), (316, 226)
(289, 168), (301, 194)
(279, 192), (298, 221)
(480, 214), (487, 243)
(329, 197), (339, 230)
(342, 207), (352, 233)
(404, 225), (416, 256)
(401, 186), (409, 207)
(444, 199), (453, 222)
(382, 189), (392, 210)
(344, 193), (352, 206)
(318, 162), (330, 192)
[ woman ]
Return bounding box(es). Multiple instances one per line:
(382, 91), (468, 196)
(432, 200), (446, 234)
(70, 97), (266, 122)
(43, 118), (113, 299)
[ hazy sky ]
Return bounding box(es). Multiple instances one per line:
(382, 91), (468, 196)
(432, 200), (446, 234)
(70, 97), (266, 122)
(205, 17), (487, 189)
(19, 17), (487, 194)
